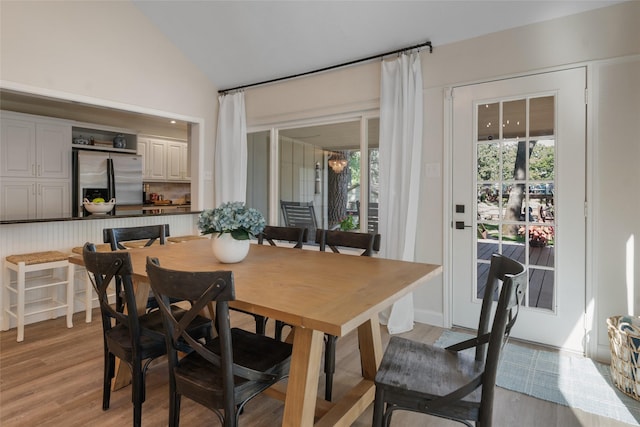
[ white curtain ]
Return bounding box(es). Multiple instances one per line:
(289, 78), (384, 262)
(378, 52), (424, 334)
(214, 91), (248, 205)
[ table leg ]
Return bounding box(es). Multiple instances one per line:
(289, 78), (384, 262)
(358, 316), (383, 380)
(282, 326), (324, 427)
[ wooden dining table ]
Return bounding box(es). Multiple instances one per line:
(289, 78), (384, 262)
(70, 238), (441, 426)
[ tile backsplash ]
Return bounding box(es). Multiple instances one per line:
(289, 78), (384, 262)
(145, 182), (191, 204)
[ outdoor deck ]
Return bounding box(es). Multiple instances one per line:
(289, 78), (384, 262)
(477, 241), (555, 310)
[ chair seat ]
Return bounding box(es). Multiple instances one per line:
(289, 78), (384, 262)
(375, 336), (483, 420)
(174, 328), (292, 407)
(106, 306), (212, 362)
(106, 320), (166, 362)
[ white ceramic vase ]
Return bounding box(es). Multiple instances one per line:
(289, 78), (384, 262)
(211, 232), (250, 263)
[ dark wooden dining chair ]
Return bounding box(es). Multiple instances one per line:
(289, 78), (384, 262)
(280, 200), (317, 242)
(146, 256), (293, 427)
(257, 225), (308, 340)
(316, 228), (381, 401)
(103, 224), (171, 312)
(258, 224), (308, 248)
(372, 253), (527, 427)
(103, 224), (170, 250)
(82, 243), (213, 427)
(355, 200), (380, 234)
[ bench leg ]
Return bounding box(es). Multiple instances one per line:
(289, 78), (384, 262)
(66, 263), (74, 329)
(16, 262), (25, 342)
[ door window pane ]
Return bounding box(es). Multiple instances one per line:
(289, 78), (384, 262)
(530, 96), (555, 137)
(530, 139), (555, 180)
(477, 102), (499, 141)
(501, 141), (521, 180)
(502, 99), (526, 139)
(278, 130), (325, 227)
(475, 96), (557, 311)
(477, 142), (500, 181)
(253, 118), (377, 234)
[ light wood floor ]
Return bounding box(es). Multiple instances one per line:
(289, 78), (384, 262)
(0, 310), (632, 427)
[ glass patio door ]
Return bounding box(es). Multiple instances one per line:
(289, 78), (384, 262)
(246, 117), (379, 233)
(451, 68), (587, 353)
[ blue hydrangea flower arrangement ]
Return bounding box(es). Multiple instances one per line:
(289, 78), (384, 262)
(198, 201), (266, 240)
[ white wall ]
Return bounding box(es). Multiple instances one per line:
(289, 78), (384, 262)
(592, 57), (640, 358)
(243, 1), (640, 359)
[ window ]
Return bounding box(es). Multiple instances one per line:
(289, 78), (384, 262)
(476, 96), (556, 310)
(246, 116), (378, 233)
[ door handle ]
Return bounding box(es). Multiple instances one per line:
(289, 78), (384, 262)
(455, 221), (472, 230)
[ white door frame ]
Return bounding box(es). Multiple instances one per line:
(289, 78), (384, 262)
(443, 65), (596, 357)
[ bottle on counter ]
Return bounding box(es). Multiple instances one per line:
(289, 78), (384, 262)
(143, 183), (150, 204)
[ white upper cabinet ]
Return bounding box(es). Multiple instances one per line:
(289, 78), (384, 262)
(166, 141), (183, 181)
(36, 123), (71, 179)
(138, 136), (189, 182)
(1, 116), (70, 179)
(138, 137), (167, 180)
(166, 141), (189, 181)
(181, 143), (191, 181)
(1, 118), (35, 177)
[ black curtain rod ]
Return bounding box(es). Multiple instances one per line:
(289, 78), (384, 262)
(218, 40), (432, 94)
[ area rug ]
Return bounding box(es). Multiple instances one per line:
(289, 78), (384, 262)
(434, 330), (640, 426)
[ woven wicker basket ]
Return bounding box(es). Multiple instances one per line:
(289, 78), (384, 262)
(607, 315), (640, 401)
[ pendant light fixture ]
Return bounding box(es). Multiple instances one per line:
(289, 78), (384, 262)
(328, 152), (348, 173)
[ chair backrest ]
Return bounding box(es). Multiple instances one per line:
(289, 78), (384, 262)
(315, 229), (381, 256)
(280, 201), (317, 242)
(145, 257), (278, 418)
(82, 242), (144, 344)
(475, 254), (527, 359)
(477, 254), (526, 425)
(103, 224), (170, 250)
(356, 201), (379, 234)
(367, 202), (379, 233)
(258, 225), (307, 249)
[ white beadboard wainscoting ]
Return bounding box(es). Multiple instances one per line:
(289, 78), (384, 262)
(0, 214), (201, 331)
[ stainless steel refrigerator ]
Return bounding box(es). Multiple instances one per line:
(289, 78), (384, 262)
(72, 149), (143, 216)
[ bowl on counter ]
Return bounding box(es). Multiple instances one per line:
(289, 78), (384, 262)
(83, 198), (116, 214)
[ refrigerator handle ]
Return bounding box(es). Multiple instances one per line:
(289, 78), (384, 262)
(72, 150), (79, 217)
(107, 158), (116, 200)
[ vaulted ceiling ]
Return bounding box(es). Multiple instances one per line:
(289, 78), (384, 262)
(132, 1), (621, 91)
(1, 1), (622, 142)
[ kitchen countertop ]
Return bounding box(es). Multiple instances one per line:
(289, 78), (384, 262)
(141, 203), (192, 210)
(0, 206), (200, 225)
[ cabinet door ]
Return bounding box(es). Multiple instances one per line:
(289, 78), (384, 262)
(36, 123), (71, 179)
(0, 179), (36, 220)
(148, 139), (166, 180)
(137, 138), (149, 178)
(1, 118), (36, 177)
(166, 142), (183, 180)
(181, 143), (191, 181)
(38, 180), (71, 219)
